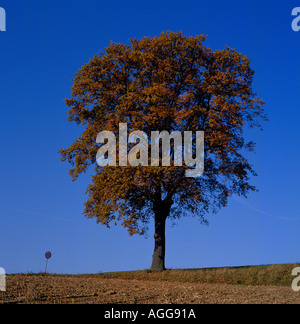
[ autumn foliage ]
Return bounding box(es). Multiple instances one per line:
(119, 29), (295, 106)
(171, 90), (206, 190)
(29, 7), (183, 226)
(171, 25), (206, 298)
(59, 31), (266, 271)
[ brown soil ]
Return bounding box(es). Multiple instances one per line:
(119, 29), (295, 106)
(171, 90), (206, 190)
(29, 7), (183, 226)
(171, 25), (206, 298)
(0, 274), (299, 304)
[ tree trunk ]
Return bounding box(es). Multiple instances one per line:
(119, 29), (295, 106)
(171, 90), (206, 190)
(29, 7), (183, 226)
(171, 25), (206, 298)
(150, 211), (167, 272)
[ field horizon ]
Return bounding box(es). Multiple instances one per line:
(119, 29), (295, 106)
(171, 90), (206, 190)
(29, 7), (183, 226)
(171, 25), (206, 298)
(11, 262), (298, 286)
(1, 263), (299, 304)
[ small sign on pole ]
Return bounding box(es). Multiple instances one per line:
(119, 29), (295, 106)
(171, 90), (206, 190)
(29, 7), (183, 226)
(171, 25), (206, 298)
(44, 251), (52, 273)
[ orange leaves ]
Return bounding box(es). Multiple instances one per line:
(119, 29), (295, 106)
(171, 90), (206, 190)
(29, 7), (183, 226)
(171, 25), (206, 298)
(59, 31), (266, 235)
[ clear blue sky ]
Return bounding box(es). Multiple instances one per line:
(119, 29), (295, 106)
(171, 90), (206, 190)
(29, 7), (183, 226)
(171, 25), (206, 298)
(0, 0), (299, 274)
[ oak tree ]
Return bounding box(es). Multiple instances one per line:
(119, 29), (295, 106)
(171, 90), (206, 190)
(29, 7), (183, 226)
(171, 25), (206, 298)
(59, 31), (266, 271)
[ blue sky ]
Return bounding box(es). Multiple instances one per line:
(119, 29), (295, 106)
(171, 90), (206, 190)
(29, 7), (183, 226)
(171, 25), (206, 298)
(0, 0), (299, 274)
